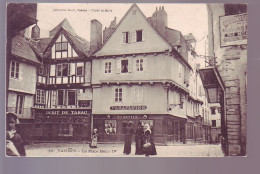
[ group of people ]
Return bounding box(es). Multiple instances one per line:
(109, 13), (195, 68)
(123, 121), (157, 157)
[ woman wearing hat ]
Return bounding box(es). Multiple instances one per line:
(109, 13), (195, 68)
(6, 113), (26, 156)
(143, 124), (157, 157)
(123, 121), (135, 155)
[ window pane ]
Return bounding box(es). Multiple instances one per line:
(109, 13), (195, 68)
(56, 52), (61, 58)
(15, 63), (19, 78)
(57, 64), (62, 76)
(77, 66), (83, 76)
(68, 90), (76, 105)
(105, 120), (116, 134)
(62, 43), (68, 50)
(62, 64), (69, 76)
(56, 43), (62, 51)
(62, 51), (67, 58)
(58, 90), (64, 105)
(136, 30), (142, 42)
(121, 60), (128, 73)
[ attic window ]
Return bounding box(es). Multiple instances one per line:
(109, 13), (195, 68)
(53, 34), (69, 58)
(132, 10), (137, 15)
(136, 30), (142, 42)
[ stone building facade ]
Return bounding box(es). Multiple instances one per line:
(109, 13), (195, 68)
(207, 4), (247, 156)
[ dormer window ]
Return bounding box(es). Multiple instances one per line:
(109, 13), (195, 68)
(54, 34), (68, 58)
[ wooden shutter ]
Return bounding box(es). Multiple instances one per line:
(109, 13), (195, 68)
(142, 30), (145, 41)
(143, 57), (148, 72)
(132, 32), (136, 43)
(128, 33), (132, 44)
(122, 33), (126, 44)
(116, 59), (121, 73)
(128, 59), (132, 73)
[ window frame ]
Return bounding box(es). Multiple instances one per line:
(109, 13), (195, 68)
(136, 30), (143, 42)
(54, 34), (68, 59)
(10, 60), (20, 79)
(136, 58), (144, 72)
(16, 94), (24, 115)
(121, 60), (128, 73)
(36, 89), (45, 104)
(105, 62), (112, 74)
(115, 88), (123, 102)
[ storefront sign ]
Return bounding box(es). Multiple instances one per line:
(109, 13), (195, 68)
(110, 105), (147, 110)
(78, 100), (91, 107)
(116, 115), (138, 119)
(220, 13), (247, 47)
(45, 110), (89, 115)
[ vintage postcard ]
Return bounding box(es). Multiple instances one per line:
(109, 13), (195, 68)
(6, 3), (247, 157)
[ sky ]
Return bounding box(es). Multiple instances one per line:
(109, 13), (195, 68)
(35, 3), (208, 56)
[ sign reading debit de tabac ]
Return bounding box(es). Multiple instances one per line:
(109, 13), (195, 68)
(220, 13), (247, 47)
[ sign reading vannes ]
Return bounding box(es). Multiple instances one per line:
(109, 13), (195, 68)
(220, 13), (247, 47)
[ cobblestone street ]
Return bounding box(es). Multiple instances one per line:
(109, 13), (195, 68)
(24, 143), (224, 157)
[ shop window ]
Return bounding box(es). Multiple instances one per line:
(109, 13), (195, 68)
(16, 94), (24, 114)
(115, 88), (123, 102)
(10, 60), (19, 79)
(105, 62), (112, 73)
(59, 124), (73, 136)
(140, 120), (153, 129)
(212, 120), (216, 127)
(105, 120), (116, 134)
(36, 89), (45, 104)
(136, 59), (143, 71)
(121, 60), (128, 73)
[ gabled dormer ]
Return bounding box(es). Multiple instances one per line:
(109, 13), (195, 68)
(38, 19), (91, 85)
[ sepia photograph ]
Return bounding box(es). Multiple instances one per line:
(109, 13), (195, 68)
(6, 3), (247, 157)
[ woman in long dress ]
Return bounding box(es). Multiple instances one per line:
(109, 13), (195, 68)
(135, 121), (144, 155)
(90, 129), (98, 148)
(123, 121), (135, 155)
(143, 124), (157, 157)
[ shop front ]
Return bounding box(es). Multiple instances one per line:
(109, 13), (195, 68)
(93, 114), (186, 145)
(33, 108), (91, 142)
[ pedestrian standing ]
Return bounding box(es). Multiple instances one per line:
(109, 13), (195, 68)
(135, 121), (144, 155)
(143, 124), (157, 157)
(123, 121), (135, 155)
(90, 128), (98, 148)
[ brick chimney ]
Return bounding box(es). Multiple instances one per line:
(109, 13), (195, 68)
(150, 6), (168, 37)
(90, 19), (102, 52)
(103, 17), (117, 43)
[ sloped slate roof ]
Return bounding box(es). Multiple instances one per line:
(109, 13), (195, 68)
(65, 30), (90, 56)
(11, 35), (41, 64)
(36, 38), (52, 53)
(49, 18), (75, 37)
